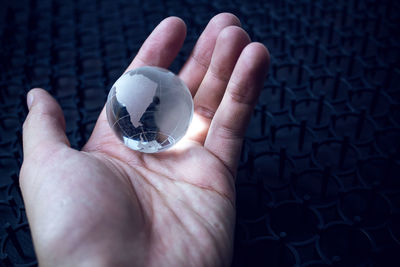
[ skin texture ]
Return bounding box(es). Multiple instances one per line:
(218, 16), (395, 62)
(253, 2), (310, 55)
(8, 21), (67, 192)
(20, 13), (270, 267)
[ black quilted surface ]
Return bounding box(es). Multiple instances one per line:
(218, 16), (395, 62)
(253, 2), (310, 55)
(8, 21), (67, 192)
(1, 0), (399, 266)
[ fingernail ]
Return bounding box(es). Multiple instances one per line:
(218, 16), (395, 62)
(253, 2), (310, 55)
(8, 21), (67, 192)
(27, 91), (34, 110)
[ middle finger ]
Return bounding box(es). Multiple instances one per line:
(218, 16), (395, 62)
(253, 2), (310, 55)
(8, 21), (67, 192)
(186, 26), (250, 144)
(179, 13), (241, 96)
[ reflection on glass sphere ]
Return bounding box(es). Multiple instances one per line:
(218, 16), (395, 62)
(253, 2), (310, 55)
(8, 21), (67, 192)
(106, 66), (193, 153)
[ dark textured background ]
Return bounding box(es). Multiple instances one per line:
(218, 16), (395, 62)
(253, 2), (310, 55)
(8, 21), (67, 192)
(1, 0), (399, 266)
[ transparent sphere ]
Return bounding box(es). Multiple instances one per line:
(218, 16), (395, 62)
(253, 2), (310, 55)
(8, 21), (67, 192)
(106, 66), (193, 153)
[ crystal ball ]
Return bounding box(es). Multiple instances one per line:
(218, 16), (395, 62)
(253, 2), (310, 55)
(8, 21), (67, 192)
(106, 66), (193, 153)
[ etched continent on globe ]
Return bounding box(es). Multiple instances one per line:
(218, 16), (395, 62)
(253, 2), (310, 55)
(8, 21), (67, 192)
(106, 66), (194, 153)
(115, 73), (157, 128)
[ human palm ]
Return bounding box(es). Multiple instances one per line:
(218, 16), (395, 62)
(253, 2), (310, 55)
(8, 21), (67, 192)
(20, 14), (269, 267)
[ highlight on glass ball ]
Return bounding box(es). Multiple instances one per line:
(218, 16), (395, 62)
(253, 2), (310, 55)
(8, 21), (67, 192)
(106, 66), (194, 153)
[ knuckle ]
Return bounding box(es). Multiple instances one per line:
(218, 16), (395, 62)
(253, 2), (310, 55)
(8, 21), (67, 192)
(191, 53), (210, 70)
(209, 63), (231, 83)
(215, 123), (243, 140)
(195, 105), (215, 120)
(228, 81), (253, 105)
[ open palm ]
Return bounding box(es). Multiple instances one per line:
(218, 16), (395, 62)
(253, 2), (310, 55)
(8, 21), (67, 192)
(20, 13), (269, 267)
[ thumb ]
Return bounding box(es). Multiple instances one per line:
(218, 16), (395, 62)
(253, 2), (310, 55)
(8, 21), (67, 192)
(22, 88), (70, 157)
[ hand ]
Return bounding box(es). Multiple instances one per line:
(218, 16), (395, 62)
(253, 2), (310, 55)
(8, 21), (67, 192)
(20, 13), (269, 267)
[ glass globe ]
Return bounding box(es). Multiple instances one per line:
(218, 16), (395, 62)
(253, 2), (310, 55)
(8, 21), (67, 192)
(106, 66), (194, 153)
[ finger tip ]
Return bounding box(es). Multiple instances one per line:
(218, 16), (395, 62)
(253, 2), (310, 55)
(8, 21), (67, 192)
(218, 25), (251, 44)
(210, 12), (241, 28)
(28, 87), (43, 94)
(243, 42), (271, 75)
(248, 42), (270, 60)
(161, 16), (187, 34)
(27, 92), (34, 110)
(27, 88), (43, 109)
